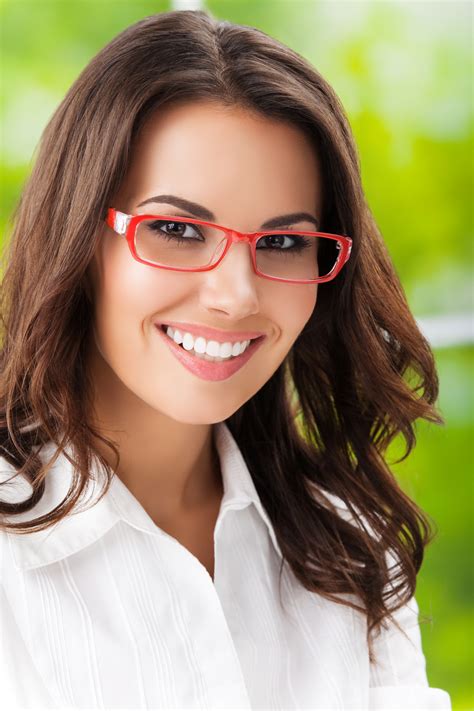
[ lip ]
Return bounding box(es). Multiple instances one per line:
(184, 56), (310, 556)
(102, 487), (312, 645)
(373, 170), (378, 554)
(155, 324), (266, 382)
(154, 320), (266, 342)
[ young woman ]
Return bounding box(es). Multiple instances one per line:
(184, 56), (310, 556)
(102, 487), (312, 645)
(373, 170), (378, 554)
(0, 9), (451, 710)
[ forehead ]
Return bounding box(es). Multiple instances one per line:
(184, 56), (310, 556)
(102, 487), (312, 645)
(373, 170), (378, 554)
(120, 100), (322, 220)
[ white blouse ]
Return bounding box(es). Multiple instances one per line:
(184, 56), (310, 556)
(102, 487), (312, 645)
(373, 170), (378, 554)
(0, 422), (451, 710)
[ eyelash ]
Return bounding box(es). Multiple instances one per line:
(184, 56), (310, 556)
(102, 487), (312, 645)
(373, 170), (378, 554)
(148, 220), (313, 253)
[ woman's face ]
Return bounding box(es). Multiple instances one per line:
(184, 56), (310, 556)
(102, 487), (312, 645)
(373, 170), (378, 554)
(88, 101), (322, 424)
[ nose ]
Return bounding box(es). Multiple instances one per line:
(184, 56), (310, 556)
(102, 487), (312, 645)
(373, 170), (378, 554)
(198, 235), (260, 319)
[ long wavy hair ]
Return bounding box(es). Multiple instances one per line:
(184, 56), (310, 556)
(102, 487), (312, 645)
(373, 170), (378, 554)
(0, 9), (444, 655)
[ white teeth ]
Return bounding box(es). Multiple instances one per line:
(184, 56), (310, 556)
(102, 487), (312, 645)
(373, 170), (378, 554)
(193, 336), (207, 354)
(163, 325), (252, 361)
(172, 328), (183, 345)
(206, 340), (221, 358)
(219, 342), (233, 358)
(182, 333), (194, 351)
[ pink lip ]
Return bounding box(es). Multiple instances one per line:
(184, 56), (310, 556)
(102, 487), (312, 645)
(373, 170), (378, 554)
(154, 320), (265, 342)
(155, 325), (266, 382)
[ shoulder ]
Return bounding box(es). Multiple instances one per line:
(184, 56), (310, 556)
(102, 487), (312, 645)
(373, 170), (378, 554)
(306, 480), (364, 528)
(0, 454), (28, 583)
(0, 453), (34, 504)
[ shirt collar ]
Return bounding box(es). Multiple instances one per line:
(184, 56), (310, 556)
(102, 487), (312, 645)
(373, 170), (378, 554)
(5, 421), (282, 571)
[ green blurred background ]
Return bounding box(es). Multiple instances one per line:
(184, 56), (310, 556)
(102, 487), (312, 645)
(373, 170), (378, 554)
(1, 0), (472, 706)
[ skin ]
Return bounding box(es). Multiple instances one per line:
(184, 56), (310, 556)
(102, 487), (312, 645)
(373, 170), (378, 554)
(85, 100), (322, 564)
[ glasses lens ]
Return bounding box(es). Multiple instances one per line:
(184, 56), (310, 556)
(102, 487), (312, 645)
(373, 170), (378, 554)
(135, 219), (341, 281)
(255, 232), (340, 280)
(135, 218), (227, 268)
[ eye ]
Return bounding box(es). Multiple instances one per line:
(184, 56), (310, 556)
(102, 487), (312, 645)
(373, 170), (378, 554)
(256, 233), (312, 252)
(149, 220), (203, 240)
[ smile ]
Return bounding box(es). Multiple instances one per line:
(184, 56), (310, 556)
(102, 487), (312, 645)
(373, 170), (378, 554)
(155, 325), (266, 382)
(161, 325), (254, 361)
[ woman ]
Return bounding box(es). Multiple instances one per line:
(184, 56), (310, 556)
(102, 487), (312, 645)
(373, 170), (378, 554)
(0, 9), (451, 710)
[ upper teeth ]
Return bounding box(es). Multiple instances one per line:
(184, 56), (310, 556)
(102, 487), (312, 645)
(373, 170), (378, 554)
(165, 326), (252, 359)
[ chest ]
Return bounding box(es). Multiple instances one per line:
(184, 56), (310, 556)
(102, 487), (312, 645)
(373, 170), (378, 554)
(158, 491), (222, 582)
(3, 507), (371, 710)
(171, 515), (217, 581)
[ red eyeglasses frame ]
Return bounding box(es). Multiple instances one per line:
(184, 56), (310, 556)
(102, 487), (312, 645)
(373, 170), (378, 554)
(106, 208), (353, 285)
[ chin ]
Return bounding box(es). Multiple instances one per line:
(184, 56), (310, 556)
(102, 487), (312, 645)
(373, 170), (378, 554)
(158, 397), (244, 426)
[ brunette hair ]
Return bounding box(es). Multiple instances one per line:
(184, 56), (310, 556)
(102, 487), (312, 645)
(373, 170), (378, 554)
(0, 9), (444, 655)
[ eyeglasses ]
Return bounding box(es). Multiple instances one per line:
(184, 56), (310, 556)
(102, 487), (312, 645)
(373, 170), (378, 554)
(106, 208), (353, 284)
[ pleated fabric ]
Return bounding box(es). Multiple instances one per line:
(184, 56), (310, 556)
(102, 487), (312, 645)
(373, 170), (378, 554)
(0, 422), (451, 709)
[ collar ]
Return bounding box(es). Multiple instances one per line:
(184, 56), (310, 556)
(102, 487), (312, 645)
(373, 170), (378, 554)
(4, 422), (282, 572)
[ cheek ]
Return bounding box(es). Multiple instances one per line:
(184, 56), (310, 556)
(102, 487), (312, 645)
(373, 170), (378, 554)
(273, 284), (318, 345)
(92, 249), (189, 358)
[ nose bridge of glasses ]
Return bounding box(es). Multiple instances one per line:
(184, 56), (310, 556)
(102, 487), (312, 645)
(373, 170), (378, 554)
(226, 227), (254, 244)
(215, 227), (256, 272)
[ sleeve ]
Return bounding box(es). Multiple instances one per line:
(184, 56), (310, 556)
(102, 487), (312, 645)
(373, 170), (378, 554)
(368, 594), (452, 710)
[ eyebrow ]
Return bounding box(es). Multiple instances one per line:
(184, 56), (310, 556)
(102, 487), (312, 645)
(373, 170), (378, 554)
(136, 194), (319, 229)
